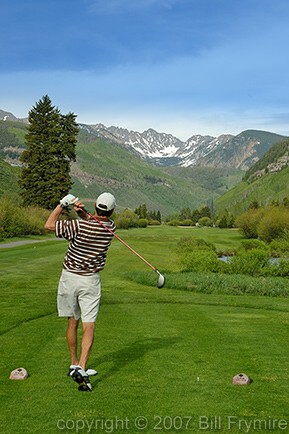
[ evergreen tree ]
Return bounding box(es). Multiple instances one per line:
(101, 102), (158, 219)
(191, 209), (201, 224)
(179, 207), (192, 221)
(135, 204), (148, 219)
(199, 205), (211, 218)
(249, 200), (259, 209)
(156, 210), (161, 223)
(283, 197), (289, 208)
(19, 95), (78, 209)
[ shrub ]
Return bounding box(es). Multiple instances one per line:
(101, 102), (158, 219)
(115, 217), (131, 229)
(229, 249), (270, 277)
(179, 219), (193, 226)
(270, 238), (289, 258)
(239, 239), (270, 253)
(167, 219), (181, 226)
(176, 237), (223, 273)
(198, 216), (212, 227)
(176, 237), (216, 254)
(257, 206), (289, 243)
(148, 219), (161, 225)
(0, 196), (49, 238)
(179, 250), (222, 273)
(235, 207), (266, 238)
(21, 206), (49, 235)
(114, 209), (139, 229)
(277, 259), (289, 277)
(138, 218), (148, 228)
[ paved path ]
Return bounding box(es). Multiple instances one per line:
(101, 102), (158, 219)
(0, 238), (64, 248)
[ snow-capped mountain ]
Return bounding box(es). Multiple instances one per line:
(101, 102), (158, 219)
(79, 123), (286, 170)
(1, 109), (286, 170)
(80, 123), (229, 166)
(0, 109), (28, 123)
(175, 134), (234, 167)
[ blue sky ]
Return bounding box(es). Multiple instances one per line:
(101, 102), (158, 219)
(1, 0), (289, 140)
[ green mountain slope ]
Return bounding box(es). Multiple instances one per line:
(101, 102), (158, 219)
(244, 137), (289, 182)
(71, 130), (217, 215)
(197, 129), (286, 169)
(215, 165), (289, 214)
(215, 136), (289, 215)
(164, 166), (243, 196)
(0, 159), (20, 196)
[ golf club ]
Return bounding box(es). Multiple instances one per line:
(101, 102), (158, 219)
(82, 208), (165, 288)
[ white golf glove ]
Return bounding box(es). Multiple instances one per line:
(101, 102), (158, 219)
(60, 194), (79, 209)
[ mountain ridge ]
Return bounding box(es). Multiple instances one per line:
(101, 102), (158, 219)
(1, 108), (289, 216)
(79, 123), (286, 170)
(1, 108), (286, 170)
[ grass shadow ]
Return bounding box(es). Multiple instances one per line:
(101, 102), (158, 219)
(91, 337), (181, 384)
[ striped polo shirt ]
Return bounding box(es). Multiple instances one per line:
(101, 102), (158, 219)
(55, 218), (115, 275)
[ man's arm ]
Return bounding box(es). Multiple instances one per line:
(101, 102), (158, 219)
(44, 205), (63, 231)
(44, 198), (87, 232)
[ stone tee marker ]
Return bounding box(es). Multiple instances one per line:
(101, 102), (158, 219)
(232, 373), (251, 385)
(9, 368), (29, 380)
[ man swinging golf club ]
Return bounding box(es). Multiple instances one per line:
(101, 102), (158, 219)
(45, 192), (116, 392)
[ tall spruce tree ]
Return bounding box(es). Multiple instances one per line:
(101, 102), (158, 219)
(19, 95), (79, 209)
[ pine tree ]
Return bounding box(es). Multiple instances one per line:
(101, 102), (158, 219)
(19, 95), (79, 209)
(156, 210), (161, 223)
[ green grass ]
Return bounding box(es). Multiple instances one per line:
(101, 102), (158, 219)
(1, 227), (289, 433)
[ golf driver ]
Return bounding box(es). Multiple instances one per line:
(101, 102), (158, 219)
(82, 208), (165, 288)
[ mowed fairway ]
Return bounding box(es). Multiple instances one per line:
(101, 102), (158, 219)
(1, 226), (289, 434)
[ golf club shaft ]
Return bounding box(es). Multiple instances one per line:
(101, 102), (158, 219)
(82, 208), (158, 272)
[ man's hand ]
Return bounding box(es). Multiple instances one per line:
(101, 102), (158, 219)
(73, 199), (89, 219)
(73, 199), (85, 212)
(60, 194), (79, 209)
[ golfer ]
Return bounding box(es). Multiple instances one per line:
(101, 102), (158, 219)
(45, 192), (116, 392)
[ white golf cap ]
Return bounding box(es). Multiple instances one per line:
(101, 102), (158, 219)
(96, 192), (116, 211)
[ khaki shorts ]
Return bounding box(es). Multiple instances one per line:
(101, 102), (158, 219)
(57, 269), (101, 322)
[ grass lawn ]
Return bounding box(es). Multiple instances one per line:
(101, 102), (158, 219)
(0, 227), (289, 434)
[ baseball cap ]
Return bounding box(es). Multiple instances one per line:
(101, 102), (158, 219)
(96, 192), (116, 211)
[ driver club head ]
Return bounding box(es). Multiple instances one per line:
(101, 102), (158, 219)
(156, 271), (165, 288)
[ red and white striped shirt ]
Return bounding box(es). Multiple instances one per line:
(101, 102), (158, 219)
(55, 218), (115, 275)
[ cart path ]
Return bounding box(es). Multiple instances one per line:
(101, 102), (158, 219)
(0, 238), (65, 248)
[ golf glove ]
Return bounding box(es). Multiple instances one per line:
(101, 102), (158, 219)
(60, 194), (79, 209)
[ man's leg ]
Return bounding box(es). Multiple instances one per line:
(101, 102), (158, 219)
(66, 317), (79, 366)
(79, 322), (95, 371)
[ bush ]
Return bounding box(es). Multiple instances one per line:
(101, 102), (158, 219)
(239, 239), (270, 253)
(176, 237), (223, 273)
(236, 206), (289, 242)
(179, 250), (222, 273)
(148, 219), (161, 225)
(22, 206), (49, 235)
(198, 216), (212, 227)
(176, 237), (216, 254)
(277, 259), (289, 277)
(229, 249), (270, 277)
(0, 196), (49, 239)
(179, 219), (193, 226)
(270, 238), (289, 257)
(114, 209), (139, 229)
(167, 219), (181, 226)
(115, 217), (131, 229)
(257, 206), (289, 243)
(235, 207), (266, 238)
(138, 218), (148, 228)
